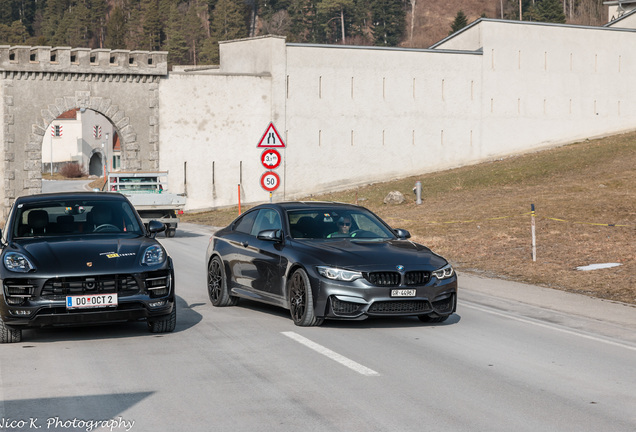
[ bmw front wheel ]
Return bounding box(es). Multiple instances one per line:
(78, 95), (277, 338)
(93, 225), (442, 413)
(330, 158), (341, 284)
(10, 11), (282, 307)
(288, 268), (323, 327)
(208, 256), (238, 307)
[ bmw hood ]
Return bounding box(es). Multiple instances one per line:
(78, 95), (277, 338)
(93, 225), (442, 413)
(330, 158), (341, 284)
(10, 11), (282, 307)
(293, 239), (448, 271)
(10, 236), (164, 275)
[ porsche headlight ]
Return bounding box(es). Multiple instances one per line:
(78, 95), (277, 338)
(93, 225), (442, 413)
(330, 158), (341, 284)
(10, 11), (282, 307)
(432, 264), (454, 280)
(4, 252), (36, 273)
(317, 266), (362, 282)
(142, 245), (165, 265)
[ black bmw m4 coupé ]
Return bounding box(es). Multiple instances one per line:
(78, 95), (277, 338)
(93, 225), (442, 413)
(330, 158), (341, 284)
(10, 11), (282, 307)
(206, 202), (457, 326)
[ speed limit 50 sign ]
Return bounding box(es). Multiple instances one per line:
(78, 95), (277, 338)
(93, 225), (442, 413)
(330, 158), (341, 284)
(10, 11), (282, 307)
(260, 171), (280, 192)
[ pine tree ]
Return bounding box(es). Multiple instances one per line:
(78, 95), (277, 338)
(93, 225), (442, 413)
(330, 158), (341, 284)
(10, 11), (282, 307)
(449, 10), (468, 35)
(41, 0), (70, 45)
(142, 0), (162, 51)
(89, 0), (108, 48)
(0, 0), (14, 25)
(370, 0), (406, 46)
(533, 0), (566, 23)
(182, 0), (208, 65)
(316, 0), (355, 44)
(105, 6), (127, 49)
(126, 0), (146, 50)
(166, 3), (190, 66)
(0, 20), (28, 44)
(287, 0), (319, 43)
(211, 0), (247, 41)
(64, 0), (91, 47)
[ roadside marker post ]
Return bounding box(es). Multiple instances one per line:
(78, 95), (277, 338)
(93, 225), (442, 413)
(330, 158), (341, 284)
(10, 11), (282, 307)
(531, 204), (537, 262)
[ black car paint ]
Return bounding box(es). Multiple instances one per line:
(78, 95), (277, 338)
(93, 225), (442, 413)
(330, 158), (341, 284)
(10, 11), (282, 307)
(0, 192), (176, 342)
(206, 202), (458, 325)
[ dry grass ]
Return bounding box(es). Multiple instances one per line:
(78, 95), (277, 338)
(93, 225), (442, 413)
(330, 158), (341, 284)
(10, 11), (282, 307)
(182, 132), (636, 305)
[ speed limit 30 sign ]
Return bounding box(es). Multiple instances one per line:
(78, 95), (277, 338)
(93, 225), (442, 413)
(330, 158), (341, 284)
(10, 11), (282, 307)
(260, 171), (280, 192)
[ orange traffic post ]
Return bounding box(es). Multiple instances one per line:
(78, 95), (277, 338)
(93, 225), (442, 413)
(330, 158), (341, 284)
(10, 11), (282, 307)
(238, 184), (242, 215)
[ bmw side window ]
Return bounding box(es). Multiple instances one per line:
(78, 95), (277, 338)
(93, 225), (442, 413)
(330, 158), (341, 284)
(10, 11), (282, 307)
(250, 209), (282, 236)
(234, 211), (257, 234)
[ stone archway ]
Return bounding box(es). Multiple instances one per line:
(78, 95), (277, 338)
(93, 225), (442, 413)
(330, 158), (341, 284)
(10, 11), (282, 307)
(1, 45), (168, 217)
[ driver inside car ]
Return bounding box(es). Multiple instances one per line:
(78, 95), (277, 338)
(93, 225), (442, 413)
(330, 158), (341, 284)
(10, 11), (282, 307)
(327, 216), (352, 238)
(88, 204), (119, 232)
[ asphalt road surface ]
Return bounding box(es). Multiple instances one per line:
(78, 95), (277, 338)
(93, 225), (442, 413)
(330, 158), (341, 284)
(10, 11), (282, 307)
(1, 223), (635, 432)
(41, 180), (94, 193)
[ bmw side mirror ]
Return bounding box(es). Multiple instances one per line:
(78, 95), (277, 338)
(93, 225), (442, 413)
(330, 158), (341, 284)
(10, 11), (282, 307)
(147, 220), (166, 237)
(257, 229), (282, 242)
(394, 228), (411, 239)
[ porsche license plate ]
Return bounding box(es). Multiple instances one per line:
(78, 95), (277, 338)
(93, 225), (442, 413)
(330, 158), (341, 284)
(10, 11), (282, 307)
(66, 293), (118, 309)
(391, 289), (416, 297)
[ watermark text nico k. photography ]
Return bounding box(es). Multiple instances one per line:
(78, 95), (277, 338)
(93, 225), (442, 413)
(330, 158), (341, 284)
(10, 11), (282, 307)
(0, 417), (135, 431)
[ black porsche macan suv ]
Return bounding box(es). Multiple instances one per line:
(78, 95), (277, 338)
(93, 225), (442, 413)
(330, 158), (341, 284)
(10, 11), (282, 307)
(0, 192), (176, 343)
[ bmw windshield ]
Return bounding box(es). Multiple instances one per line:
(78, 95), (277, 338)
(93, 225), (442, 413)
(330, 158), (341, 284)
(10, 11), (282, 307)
(288, 208), (396, 240)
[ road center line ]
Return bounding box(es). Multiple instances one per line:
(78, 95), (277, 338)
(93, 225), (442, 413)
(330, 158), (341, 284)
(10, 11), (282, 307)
(461, 302), (636, 352)
(282, 331), (380, 377)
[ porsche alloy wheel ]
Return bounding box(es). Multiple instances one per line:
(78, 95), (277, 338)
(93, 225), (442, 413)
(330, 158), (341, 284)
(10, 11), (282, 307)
(208, 257), (238, 307)
(288, 268), (323, 327)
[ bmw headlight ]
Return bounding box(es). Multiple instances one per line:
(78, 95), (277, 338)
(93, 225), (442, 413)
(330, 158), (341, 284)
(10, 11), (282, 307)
(317, 266), (362, 282)
(432, 263), (454, 280)
(142, 245), (165, 265)
(4, 252), (36, 273)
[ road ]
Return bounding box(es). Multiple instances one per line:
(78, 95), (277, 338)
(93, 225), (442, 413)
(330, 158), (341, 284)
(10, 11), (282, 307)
(1, 223), (635, 432)
(41, 180), (94, 193)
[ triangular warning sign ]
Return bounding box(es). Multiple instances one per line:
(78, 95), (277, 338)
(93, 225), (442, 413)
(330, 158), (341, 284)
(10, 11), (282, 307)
(257, 122), (286, 148)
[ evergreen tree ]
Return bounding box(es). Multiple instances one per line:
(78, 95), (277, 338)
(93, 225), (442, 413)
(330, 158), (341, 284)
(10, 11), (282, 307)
(142, 0), (162, 50)
(41, 0), (70, 45)
(126, 0), (146, 50)
(166, 3), (190, 66)
(0, 20), (28, 44)
(89, 0), (109, 47)
(211, 0), (247, 41)
(105, 6), (127, 49)
(0, 0), (15, 25)
(449, 10), (468, 35)
(316, 0), (355, 44)
(64, 0), (91, 47)
(533, 0), (566, 23)
(208, 0), (248, 63)
(370, 0), (405, 46)
(182, 0), (208, 65)
(287, 0), (319, 43)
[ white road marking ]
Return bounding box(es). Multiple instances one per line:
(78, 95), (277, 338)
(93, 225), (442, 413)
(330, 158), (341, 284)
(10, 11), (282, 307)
(461, 302), (636, 352)
(282, 331), (380, 377)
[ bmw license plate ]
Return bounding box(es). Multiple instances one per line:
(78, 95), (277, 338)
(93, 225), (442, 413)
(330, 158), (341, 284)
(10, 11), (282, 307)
(391, 289), (416, 297)
(66, 294), (118, 309)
